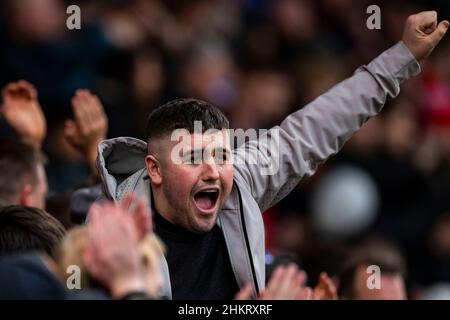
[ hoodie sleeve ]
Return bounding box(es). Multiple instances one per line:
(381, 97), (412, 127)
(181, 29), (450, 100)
(232, 41), (421, 213)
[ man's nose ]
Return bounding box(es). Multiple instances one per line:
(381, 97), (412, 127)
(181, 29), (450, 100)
(201, 161), (220, 181)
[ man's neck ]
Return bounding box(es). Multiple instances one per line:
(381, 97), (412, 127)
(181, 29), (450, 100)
(150, 188), (177, 226)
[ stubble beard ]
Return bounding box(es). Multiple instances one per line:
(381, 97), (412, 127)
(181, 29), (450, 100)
(163, 183), (219, 234)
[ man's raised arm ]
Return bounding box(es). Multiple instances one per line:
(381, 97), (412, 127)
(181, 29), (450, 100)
(233, 11), (449, 212)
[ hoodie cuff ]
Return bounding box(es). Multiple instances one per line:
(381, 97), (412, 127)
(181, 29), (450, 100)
(366, 41), (421, 85)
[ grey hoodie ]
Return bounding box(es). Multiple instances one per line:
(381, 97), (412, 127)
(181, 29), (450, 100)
(96, 41), (420, 299)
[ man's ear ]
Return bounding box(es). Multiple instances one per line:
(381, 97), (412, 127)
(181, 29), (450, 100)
(19, 184), (34, 207)
(145, 154), (162, 185)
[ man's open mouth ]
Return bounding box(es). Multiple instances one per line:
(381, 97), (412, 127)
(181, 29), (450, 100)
(193, 188), (220, 213)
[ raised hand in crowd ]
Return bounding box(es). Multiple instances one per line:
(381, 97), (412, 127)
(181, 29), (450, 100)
(289, 271), (337, 300)
(235, 265), (338, 300)
(64, 90), (108, 175)
(311, 272), (338, 300)
(120, 193), (153, 240)
(83, 200), (146, 299)
(0, 80), (46, 149)
(235, 264), (307, 300)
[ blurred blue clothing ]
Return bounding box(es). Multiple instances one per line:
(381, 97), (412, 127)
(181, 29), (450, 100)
(0, 252), (107, 299)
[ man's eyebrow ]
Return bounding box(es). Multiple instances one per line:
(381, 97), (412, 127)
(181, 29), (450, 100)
(179, 147), (231, 157)
(186, 148), (204, 153)
(181, 148), (204, 156)
(190, 147), (231, 152)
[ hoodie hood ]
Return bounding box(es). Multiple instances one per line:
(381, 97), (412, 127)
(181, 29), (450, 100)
(97, 137), (150, 202)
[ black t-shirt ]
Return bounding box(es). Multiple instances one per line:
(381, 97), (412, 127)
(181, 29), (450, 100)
(154, 212), (240, 300)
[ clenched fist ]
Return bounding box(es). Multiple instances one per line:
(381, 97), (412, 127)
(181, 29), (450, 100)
(402, 11), (449, 61)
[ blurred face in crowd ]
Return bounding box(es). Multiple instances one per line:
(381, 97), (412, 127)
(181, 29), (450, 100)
(353, 265), (406, 300)
(273, 0), (318, 42)
(233, 71), (291, 130)
(132, 52), (165, 102)
(145, 130), (234, 233)
(181, 46), (237, 109)
(9, 0), (64, 42)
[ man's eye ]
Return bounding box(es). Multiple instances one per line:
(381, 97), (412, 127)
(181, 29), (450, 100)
(192, 154), (201, 163)
(214, 149), (230, 164)
(183, 152), (202, 164)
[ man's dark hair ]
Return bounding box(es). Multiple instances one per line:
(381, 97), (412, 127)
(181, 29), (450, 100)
(0, 140), (43, 206)
(0, 205), (66, 258)
(337, 241), (406, 299)
(146, 98), (229, 144)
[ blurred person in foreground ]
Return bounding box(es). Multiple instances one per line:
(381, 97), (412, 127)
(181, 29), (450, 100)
(56, 194), (164, 299)
(0, 205), (66, 258)
(0, 195), (162, 299)
(0, 141), (48, 209)
(96, 11), (448, 299)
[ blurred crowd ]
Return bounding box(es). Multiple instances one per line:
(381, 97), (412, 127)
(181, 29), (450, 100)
(1, 0), (450, 299)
